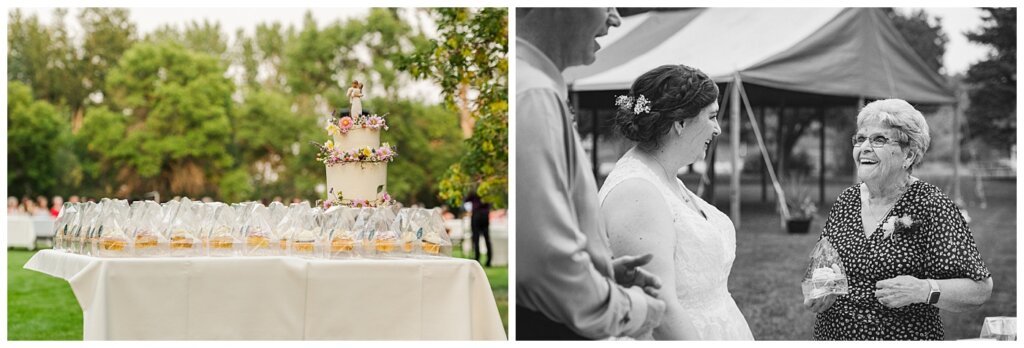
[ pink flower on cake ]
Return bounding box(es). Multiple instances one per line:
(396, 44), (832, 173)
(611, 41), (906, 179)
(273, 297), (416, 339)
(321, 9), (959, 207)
(377, 144), (393, 159)
(338, 116), (354, 133)
(366, 115), (384, 130)
(380, 192), (391, 202)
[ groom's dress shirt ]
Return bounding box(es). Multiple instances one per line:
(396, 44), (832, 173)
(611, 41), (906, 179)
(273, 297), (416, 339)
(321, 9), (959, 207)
(516, 38), (649, 338)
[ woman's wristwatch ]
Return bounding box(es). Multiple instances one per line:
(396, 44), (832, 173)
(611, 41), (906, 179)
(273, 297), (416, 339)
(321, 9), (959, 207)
(925, 279), (941, 304)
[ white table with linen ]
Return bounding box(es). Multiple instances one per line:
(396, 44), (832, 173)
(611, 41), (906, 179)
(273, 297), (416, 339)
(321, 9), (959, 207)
(24, 249), (506, 340)
(7, 215), (37, 250)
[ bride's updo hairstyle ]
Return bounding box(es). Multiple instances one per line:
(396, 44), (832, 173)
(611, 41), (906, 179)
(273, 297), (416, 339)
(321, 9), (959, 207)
(614, 64), (719, 151)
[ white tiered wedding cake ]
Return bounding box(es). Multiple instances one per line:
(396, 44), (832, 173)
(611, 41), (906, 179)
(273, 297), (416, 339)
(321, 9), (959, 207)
(316, 111), (396, 207)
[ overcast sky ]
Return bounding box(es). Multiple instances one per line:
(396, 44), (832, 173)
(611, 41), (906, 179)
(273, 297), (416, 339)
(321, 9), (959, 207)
(14, 7), (994, 76)
(13, 7), (445, 102)
(900, 7), (993, 75)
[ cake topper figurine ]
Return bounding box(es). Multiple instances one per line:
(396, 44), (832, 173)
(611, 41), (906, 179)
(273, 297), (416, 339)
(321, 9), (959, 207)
(347, 80), (364, 117)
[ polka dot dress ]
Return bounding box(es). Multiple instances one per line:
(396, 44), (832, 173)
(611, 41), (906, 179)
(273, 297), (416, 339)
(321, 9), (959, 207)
(813, 180), (991, 340)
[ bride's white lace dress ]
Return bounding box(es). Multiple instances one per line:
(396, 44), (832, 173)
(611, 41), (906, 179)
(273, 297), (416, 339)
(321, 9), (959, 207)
(598, 149), (754, 340)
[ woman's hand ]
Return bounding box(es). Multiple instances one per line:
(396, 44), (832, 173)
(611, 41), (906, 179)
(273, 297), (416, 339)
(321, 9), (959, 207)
(875, 275), (929, 308)
(804, 294), (837, 313)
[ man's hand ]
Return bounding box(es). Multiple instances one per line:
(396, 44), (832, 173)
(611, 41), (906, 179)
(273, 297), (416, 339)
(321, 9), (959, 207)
(613, 254), (662, 292)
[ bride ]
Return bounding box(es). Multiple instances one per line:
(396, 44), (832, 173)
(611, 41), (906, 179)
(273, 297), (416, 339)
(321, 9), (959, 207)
(598, 64), (753, 340)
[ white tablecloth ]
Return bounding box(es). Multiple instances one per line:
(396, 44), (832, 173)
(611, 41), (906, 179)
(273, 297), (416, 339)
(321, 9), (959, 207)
(25, 250), (506, 340)
(8, 216), (36, 250)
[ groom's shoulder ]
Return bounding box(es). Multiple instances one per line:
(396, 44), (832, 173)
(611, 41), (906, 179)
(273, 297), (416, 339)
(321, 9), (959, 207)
(517, 60), (561, 96)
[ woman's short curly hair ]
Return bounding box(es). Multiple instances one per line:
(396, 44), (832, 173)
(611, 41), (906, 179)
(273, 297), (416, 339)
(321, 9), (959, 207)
(856, 99), (931, 169)
(614, 64), (719, 151)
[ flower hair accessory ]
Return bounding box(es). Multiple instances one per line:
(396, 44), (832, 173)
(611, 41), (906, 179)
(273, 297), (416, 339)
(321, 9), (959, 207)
(614, 94), (652, 115)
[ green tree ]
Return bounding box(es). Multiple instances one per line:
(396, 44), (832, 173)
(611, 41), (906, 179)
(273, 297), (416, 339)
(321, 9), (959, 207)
(79, 42), (235, 198)
(8, 9), (87, 115)
(145, 20), (228, 58)
(376, 98), (464, 207)
(232, 87), (319, 200)
(9, 9), (136, 134)
(400, 8), (509, 208)
(7, 81), (74, 197)
(965, 7), (1016, 151)
(77, 8), (137, 126)
(283, 9), (424, 99)
(884, 8), (949, 74)
(255, 22), (290, 88)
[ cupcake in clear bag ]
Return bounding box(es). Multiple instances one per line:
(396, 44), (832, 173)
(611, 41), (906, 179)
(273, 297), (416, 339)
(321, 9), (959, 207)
(207, 204), (242, 257)
(164, 198), (202, 257)
(364, 208), (400, 257)
(323, 206), (359, 259)
(396, 208), (419, 255)
(421, 208), (453, 256)
(242, 203), (275, 256)
(194, 202), (221, 255)
(84, 200), (111, 256)
(351, 208), (375, 257)
(131, 201), (167, 257)
(801, 236), (849, 301)
(70, 202), (97, 255)
(52, 202), (78, 252)
(96, 200), (131, 257)
(286, 202), (322, 258)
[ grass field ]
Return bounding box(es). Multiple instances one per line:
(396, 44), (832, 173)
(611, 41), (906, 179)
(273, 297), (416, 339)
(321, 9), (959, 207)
(7, 249), (83, 340)
(7, 249), (509, 340)
(722, 176), (1016, 340)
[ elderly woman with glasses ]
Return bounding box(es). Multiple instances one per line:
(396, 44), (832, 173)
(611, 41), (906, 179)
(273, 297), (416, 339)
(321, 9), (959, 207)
(805, 99), (992, 340)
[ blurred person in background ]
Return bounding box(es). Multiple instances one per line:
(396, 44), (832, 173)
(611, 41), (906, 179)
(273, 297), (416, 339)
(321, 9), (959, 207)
(50, 196), (64, 217)
(466, 191), (493, 267)
(36, 196), (49, 215)
(8, 196), (23, 215)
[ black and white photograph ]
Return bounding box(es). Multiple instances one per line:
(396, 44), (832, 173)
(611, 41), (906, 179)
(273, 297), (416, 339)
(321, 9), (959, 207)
(515, 7), (1015, 340)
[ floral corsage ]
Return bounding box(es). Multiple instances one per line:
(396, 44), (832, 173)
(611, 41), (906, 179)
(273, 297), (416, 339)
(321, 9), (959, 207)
(881, 214), (915, 240)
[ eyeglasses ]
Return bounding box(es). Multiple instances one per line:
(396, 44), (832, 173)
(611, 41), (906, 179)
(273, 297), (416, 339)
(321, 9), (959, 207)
(851, 135), (900, 148)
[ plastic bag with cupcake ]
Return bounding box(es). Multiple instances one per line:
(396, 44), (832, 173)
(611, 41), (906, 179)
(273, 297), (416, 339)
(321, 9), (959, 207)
(801, 236), (849, 301)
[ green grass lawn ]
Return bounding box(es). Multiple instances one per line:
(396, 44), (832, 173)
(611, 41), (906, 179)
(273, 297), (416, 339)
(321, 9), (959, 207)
(9, 248), (509, 340)
(7, 249), (83, 340)
(725, 176), (1016, 340)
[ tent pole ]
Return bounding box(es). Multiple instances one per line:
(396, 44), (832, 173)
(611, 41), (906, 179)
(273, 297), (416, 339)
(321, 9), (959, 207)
(736, 79), (790, 226)
(777, 100), (785, 196)
(760, 106), (767, 202)
(855, 96), (865, 184)
(819, 106), (826, 206)
(953, 99), (963, 205)
(730, 75), (741, 228)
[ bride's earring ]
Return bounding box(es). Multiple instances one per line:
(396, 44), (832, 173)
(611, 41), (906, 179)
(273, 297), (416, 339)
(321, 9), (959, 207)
(674, 122), (684, 136)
